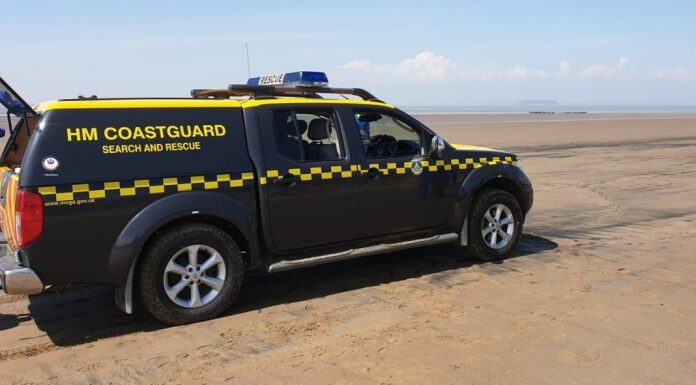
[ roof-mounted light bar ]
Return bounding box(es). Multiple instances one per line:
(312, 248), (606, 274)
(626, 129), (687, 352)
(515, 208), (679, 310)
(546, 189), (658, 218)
(247, 71), (329, 87)
(191, 71), (382, 102)
(192, 85), (380, 102)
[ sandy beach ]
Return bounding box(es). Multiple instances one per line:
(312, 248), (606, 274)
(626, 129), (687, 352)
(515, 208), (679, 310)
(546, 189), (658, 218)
(1, 112), (695, 384)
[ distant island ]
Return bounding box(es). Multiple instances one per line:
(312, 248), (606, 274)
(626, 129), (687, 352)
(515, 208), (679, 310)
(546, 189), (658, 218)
(518, 100), (560, 106)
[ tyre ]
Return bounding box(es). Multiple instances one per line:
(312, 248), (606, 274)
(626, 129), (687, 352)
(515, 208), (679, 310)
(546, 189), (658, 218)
(138, 223), (244, 325)
(466, 188), (523, 261)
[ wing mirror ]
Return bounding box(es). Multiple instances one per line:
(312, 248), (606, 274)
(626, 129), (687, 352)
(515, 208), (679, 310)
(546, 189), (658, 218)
(430, 135), (445, 156)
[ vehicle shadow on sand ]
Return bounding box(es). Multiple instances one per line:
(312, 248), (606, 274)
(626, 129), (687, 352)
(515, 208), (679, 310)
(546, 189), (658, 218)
(19, 233), (557, 347)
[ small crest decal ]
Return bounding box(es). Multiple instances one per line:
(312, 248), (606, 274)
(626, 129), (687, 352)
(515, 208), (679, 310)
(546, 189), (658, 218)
(411, 160), (423, 176)
(42, 156), (60, 171)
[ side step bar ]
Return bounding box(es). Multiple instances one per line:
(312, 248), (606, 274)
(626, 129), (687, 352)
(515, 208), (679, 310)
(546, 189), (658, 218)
(267, 233), (458, 273)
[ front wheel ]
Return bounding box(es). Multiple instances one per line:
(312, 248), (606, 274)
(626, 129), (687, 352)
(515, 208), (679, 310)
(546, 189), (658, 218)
(138, 223), (243, 325)
(466, 188), (523, 261)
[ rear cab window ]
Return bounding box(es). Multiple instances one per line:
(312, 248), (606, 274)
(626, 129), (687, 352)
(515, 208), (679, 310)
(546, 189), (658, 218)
(271, 109), (345, 162)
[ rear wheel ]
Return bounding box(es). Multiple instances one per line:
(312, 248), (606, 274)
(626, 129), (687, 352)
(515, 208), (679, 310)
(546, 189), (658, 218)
(466, 188), (523, 261)
(138, 223), (243, 325)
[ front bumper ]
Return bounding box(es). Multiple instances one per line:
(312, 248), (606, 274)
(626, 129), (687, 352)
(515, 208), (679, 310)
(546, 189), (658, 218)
(0, 245), (44, 295)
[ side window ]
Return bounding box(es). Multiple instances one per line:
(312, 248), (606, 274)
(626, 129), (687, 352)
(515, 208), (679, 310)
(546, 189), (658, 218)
(272, 110), (344, 162)
(354, 111), (423, 158)
(273, 110), (303, 160)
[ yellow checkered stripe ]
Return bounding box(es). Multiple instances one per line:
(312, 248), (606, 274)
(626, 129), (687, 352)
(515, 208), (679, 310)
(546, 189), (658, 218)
(388, 155), (516, 174)
(260, 156), (517, 184)
(259, 164), (362, 185)
(38, 172), (255, 203)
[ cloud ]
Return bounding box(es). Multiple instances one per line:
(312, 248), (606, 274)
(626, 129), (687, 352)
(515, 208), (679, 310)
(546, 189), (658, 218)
(339, 52), (558, 81)
(559, 61), (572, 76)
(338, 60), (372, 70)
(506, 66), (530, 79)
(338, 54), (696, 83)
(651, 66), (691, 80)
(397, 53), (550, 81)
(461, 65), (548, 81)
(338, 52), (452, 80)
(514, 66), (549, 79)
(579, 57), (630, 78)
(463, 68), (500, 81)
(396, 52), (451, 80)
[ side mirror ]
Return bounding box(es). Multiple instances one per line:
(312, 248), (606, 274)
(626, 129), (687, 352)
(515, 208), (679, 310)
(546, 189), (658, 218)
(0, 127), (5, 138)
(430, 135), (445, 156)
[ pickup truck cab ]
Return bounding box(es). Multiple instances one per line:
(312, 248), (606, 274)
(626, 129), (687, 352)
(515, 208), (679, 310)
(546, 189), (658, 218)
(0, 72), (533, 325)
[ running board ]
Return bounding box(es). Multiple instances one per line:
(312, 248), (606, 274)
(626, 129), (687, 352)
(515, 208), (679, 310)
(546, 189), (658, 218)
(267, 233), (458, 273)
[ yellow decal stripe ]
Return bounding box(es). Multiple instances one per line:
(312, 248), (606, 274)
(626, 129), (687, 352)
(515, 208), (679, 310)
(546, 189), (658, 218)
(36, 156), (518, 203)
(38, 172), (254, 204)
(240, 98), (394, 109)
(259, 156), (517, 185)
(451, 143), (501, 152)
(40, 99), (242, 111)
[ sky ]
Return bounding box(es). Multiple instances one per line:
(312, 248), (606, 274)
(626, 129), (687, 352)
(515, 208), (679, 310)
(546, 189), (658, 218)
(2, 0), (696, 106)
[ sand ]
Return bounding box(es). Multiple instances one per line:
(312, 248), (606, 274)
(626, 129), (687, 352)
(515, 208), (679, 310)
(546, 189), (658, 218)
(1, 113), (695, 384)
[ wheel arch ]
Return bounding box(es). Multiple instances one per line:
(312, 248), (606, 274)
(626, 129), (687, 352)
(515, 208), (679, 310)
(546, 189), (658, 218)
(475, 177), (529, 215)
(455, 164), (533, 245)
(144, 215), (252, 267)
(108, 191), (258, 313)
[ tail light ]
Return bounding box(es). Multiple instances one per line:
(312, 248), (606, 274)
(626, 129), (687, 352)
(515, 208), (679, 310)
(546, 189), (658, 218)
(15, 189), (43, 247)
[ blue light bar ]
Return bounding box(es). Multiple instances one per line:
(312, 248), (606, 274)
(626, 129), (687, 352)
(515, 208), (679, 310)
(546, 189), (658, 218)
(0, 90), (25, 114)
(247, 71), (329, 87)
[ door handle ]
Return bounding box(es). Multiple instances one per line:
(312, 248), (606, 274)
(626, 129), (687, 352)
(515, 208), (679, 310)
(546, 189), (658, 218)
(364, 167), (381, 180)
(272, 174), (298, 187)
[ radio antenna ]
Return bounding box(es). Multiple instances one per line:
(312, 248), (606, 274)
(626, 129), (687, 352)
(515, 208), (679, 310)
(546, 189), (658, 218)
(245, 43), (251, 78)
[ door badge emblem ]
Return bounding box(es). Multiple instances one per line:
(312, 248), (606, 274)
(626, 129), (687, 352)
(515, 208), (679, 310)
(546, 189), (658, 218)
(411, 160), (423, 176)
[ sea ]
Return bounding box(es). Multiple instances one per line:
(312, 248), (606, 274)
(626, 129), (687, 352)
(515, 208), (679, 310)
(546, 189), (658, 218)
(3, 105), (696, 118)
(400, 105), (696, 115)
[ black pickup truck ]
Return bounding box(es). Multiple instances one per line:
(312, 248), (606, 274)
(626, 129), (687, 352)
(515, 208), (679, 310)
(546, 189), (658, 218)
(0, 72), (533, 324)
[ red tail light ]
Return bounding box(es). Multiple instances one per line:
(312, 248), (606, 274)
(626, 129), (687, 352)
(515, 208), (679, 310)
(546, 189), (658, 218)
(15, 189), (43, 248)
